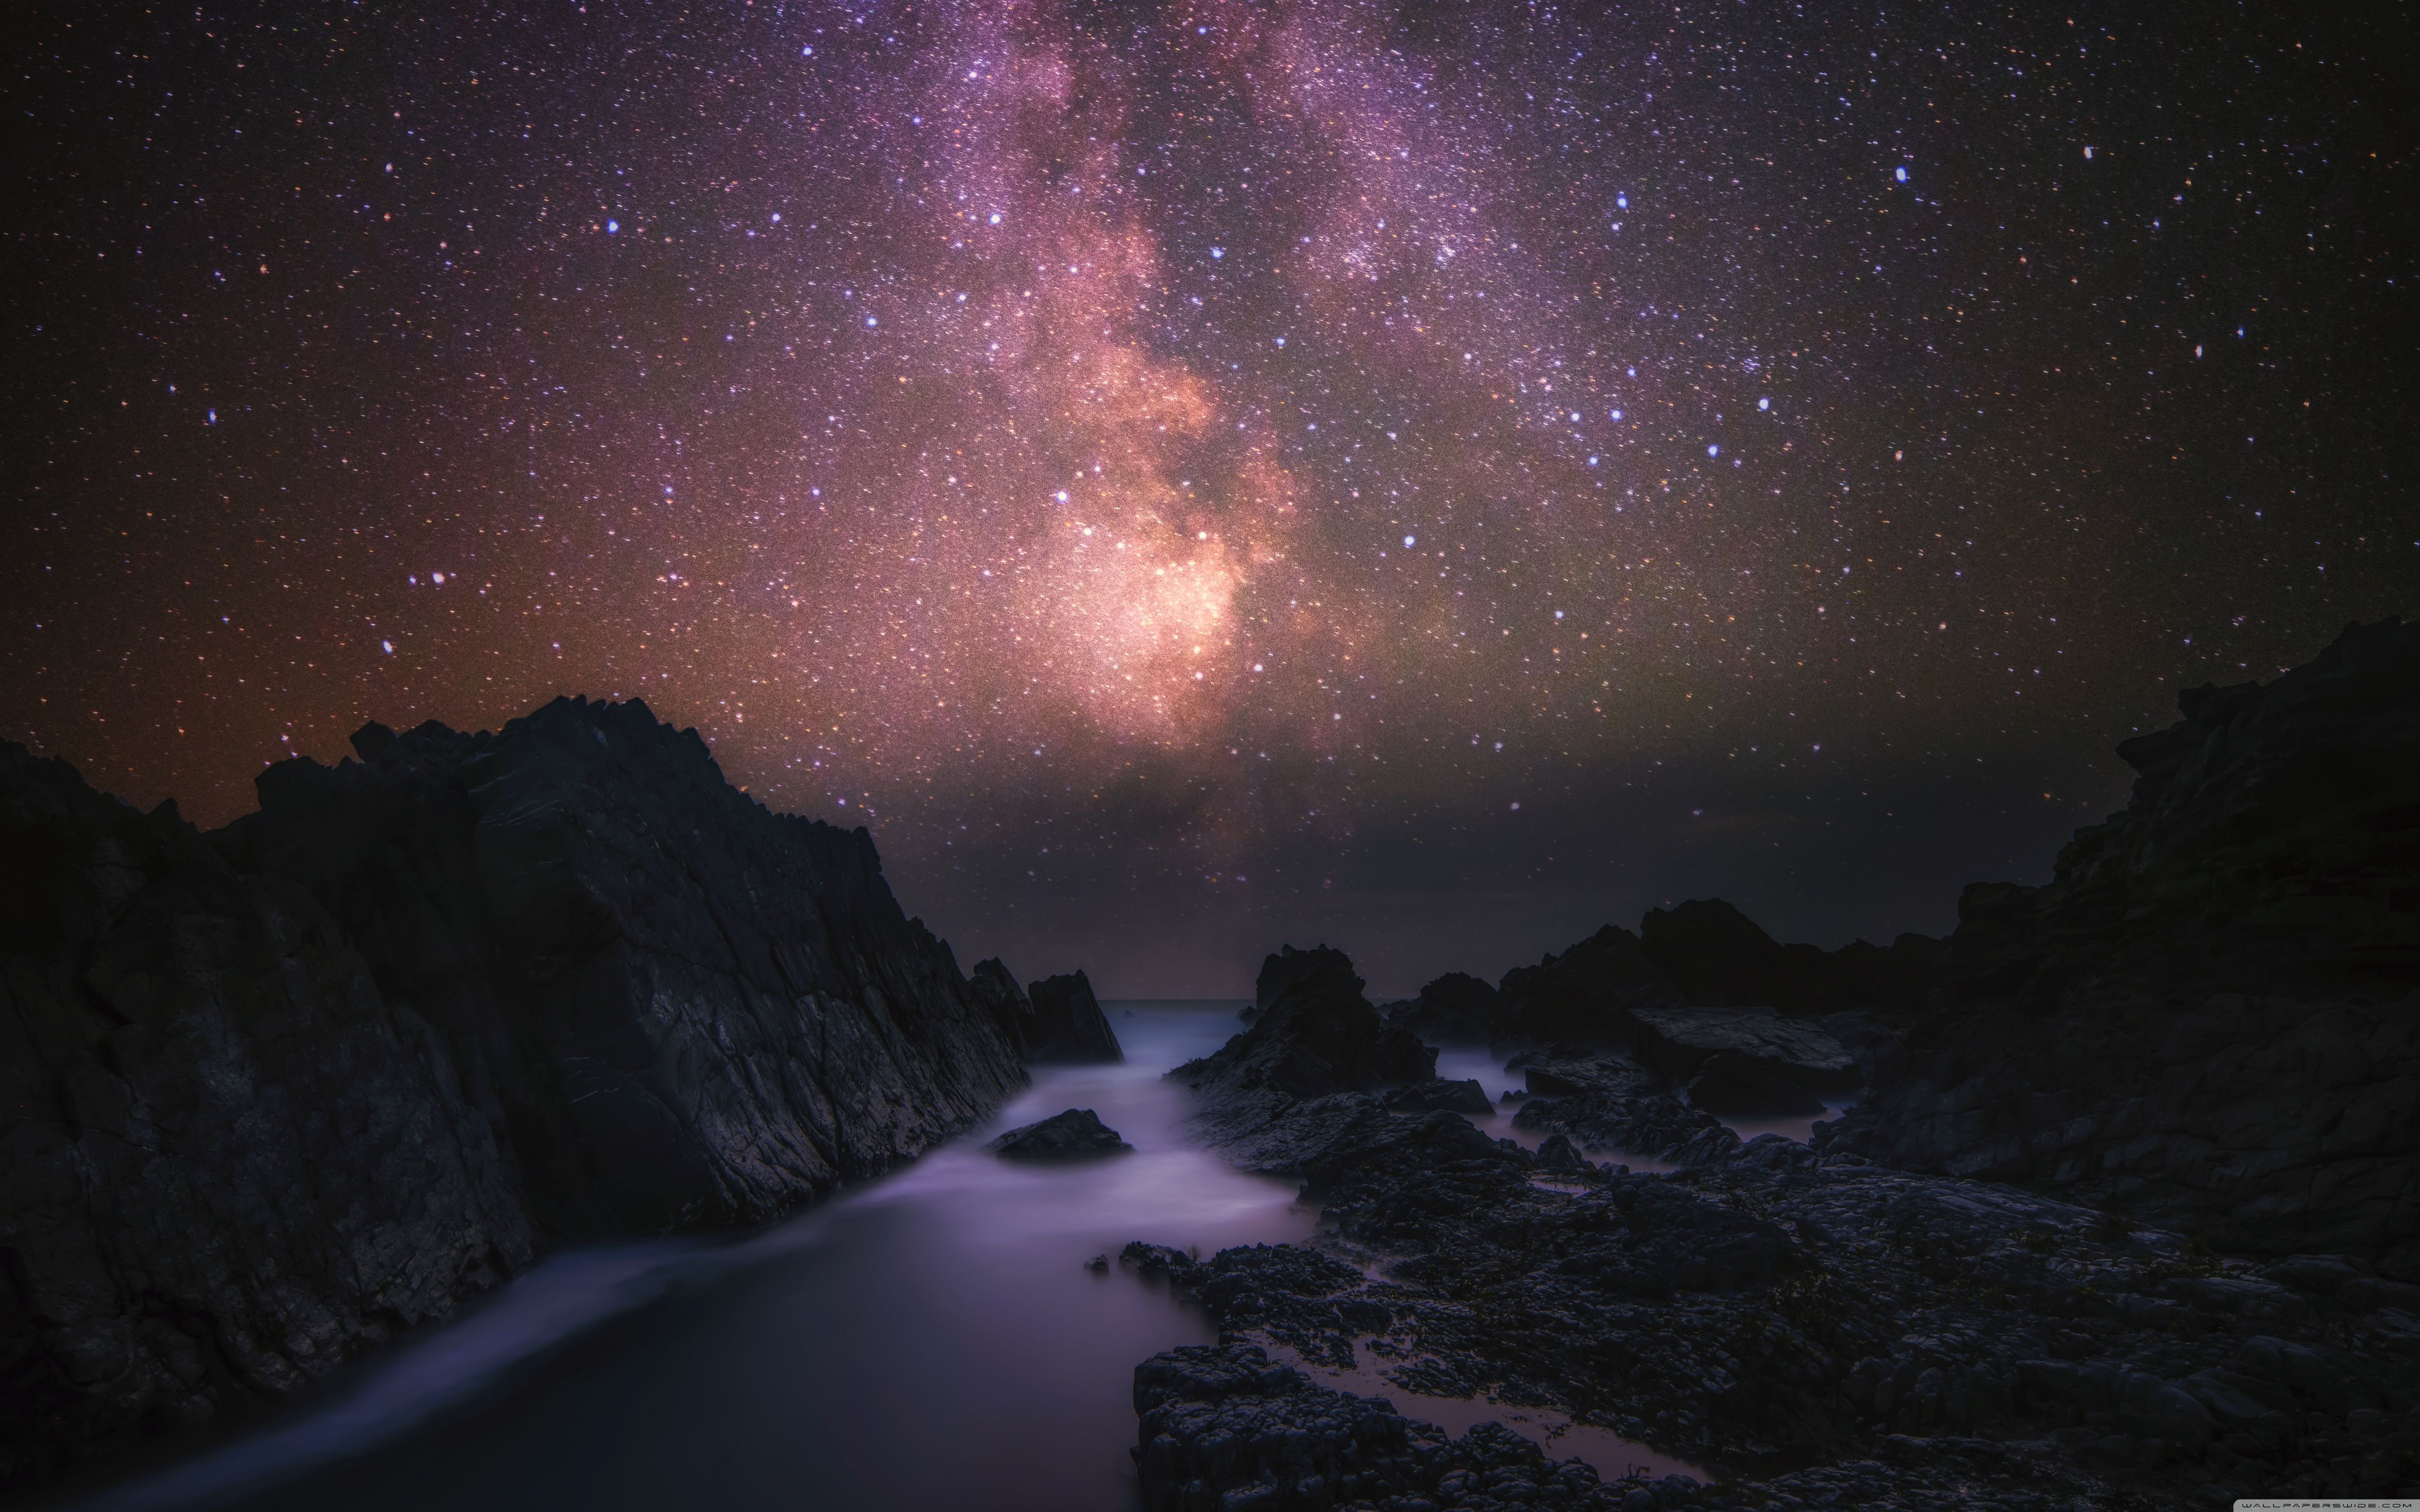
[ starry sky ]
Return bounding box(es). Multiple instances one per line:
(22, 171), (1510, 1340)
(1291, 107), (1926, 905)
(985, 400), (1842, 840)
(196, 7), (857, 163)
(9, 0), (2413, 996)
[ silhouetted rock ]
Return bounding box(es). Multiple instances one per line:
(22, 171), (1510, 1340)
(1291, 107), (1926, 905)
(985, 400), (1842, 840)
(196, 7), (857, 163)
(221, 698), (1028, 1237)
(0, 698), (1027, 1489)
(1023, 969), (1123, 1063)
(1828, 618), (2420, 1277)
(1491, 924), (1682, 1048)
(1379, 971), (1504, 1044)
(969, 957), (1036, 1055)
(1639, 898), (1863, 1016)
(986, 1108), (1132, 1161)
(1174, 946), (1434, 1106)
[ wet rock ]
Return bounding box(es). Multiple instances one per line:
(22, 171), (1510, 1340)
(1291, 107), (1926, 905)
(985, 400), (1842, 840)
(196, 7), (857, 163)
(1172, 946), (1436, 1166)
(1024, 969), (1124, 1063)
(987, 1108), (1133, 1161)
(1681, 1052), (1830, 1117)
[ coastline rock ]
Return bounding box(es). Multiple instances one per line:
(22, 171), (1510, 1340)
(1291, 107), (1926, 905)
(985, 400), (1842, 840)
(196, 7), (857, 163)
(1023, 970), (1124, 1063)
(219, 698), (1028, 1236)
(1627, 1006), (1860, 1096)
(1492, 926), (1683, 1048)
(1827, 618), (2420, 1277)
(986, 1108), (1133, 1161)
(0, 698), (1028, 1488)
(0, 745), (535, 1489)
(1173, 946), (1434, 1108)
(1379, 971), (1504, 1045)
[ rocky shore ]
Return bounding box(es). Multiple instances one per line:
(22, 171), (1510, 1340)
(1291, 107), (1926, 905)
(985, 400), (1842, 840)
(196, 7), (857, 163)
(1129, 619), (2420, 1509)
(0, 697), (1077, 1490)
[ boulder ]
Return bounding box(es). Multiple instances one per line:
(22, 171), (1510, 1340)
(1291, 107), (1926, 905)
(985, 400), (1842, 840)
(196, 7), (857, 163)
(986, 1108), (1133, 1161)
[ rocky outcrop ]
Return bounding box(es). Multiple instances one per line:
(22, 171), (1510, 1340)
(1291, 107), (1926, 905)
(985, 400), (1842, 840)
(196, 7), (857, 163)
(1129, 1100), (2420, 1507)
(1024, 970), (1123, 1064)
(0, 698), (1028, 1487)
(1378, 971), (1503, 1045)
(1174, 947), (1434, 1108)
(970, 961), (1123, 1064)
(0, 746), (535, 1489)
(1826, 619), (2420, 1277)
(986, 1108), (1132, 1161)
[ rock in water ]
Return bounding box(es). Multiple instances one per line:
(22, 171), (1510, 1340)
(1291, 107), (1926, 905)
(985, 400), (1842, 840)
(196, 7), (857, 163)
(1828, 617), (2420, 1276)
(1024, 969), (1124, 1063)
(0, 697), (1028, 1488)
(986, 1108), (1134, 1160)
(1174, 945), (1434, 1103)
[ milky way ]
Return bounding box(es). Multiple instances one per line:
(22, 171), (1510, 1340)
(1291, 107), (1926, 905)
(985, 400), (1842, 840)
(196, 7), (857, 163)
(9, 1), (2411, 991)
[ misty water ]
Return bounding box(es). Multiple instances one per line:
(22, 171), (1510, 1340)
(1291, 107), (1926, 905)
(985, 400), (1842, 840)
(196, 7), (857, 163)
(70, 1006), (1716, 1512)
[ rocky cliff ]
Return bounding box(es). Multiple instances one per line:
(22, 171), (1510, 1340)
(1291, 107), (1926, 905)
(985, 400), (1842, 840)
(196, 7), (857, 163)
(1825, 617), (2420, 1276)
(0, 697), (1029, 1486)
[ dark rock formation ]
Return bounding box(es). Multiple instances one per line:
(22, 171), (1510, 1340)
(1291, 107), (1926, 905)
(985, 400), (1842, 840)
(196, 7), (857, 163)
(1173, 946), (1434, 1108)
(1491, 925), (1683, 1048)
(0, 697), (1028, 1488)
(1023, 969), (1124, 1064)
(985, 1108), (1132, 1161)
(1826, 618), (2420, 1277)
(219, 698), (1028, 1236)
(1378, 971), (1504, 1045)
(1132, 1115), (2420, 1507)
(0, 746), (535, 1490)
(1133, 1343), (1696, 1512)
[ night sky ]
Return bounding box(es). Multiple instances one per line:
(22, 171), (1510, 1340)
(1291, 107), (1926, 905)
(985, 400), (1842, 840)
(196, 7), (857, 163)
(9, 1), (2413, 996)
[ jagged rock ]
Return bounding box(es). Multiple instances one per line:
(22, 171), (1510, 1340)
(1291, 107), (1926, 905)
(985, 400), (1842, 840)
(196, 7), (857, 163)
(1492, 925), (1684, 1048)
(0, 698), (1028, 1489)
(0, 745), (536, 1489)
(1379, 971), (1504, 1044)
(1827, 619), (2420, 1277)
(1023, 969), (1124, 1063)
(985, 1108), (1132, 1161)
(219, 699), (1027, 1236)
(1173, 946), (1434, 1108)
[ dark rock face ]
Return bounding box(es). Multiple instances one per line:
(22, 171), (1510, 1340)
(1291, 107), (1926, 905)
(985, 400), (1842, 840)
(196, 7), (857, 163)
(1492, 925), (1683, 1048)
(1174, 946), (1434, 1108)
(1023, 970), (1124, 1064)
(1827, 618), (2420, 1277)
(220, 698), (1028, 1236)
(986, 1108), (1132, 1161)
(0, 698), (1028, 1486)
(0, 746), (536, 1489)
(1378, 971), (1504, 1045)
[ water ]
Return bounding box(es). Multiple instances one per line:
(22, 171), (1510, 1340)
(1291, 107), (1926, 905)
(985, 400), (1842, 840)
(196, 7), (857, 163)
(67, 1006), (1715, 1512)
